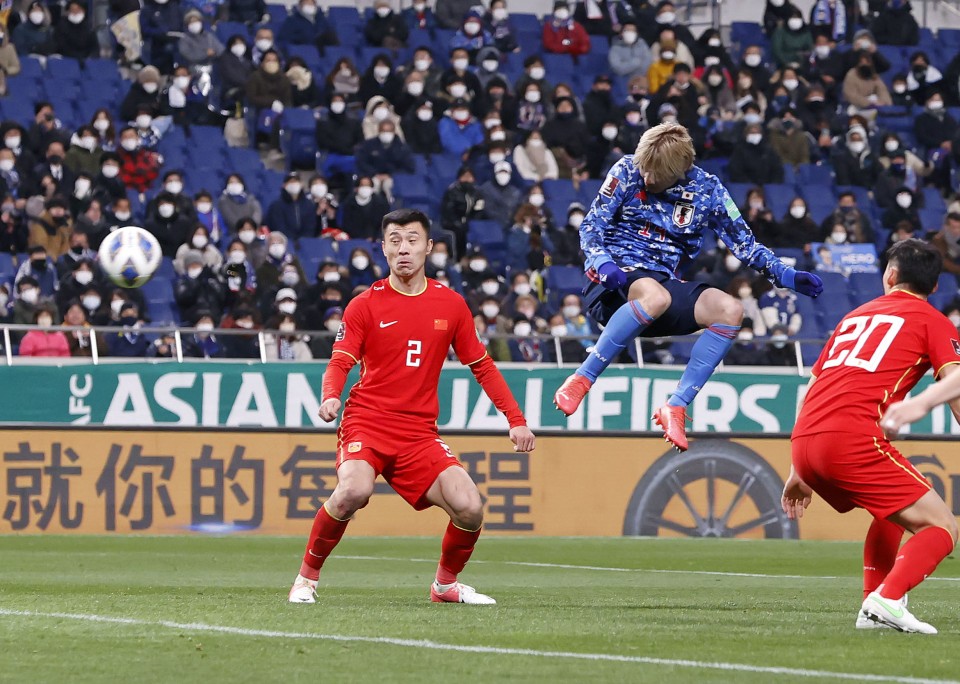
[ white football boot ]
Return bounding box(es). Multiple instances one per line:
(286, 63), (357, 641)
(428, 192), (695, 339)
(430, 581), (496, 605)
(288, 575), (318, 604)
(859, 591), (936, 634)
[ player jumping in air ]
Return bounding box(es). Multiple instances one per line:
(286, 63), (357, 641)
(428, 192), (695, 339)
(553, 123), (823, 451)
(288, 208), (536, 606)
(783, 239), (960, 633)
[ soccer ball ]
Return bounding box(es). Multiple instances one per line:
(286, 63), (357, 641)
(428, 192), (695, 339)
(98, 226), (163, 288)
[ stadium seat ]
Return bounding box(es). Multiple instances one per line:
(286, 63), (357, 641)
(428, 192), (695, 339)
(392, 173), (432, 204)
(918, 208), (944, 231)
(541, 54), (575, 82)
(467, 219), (505, 248)
(797, 163), (835, 187)
(17, 56), (43, 81)
(922, 186), (946, 212)
(46, 57), (82, 80)
(849, 272), (884, 302)
(280, 108), (319, 169)
(0, 253), (14, 279)
(141, 277), (174, 304)
(265, 3), (288, 24)
(511, 13), (542, 34)
(544, 265), (584, 300)
(298, 237), (338, 281)
(540, 178), (575, 203)
(216, 21), (250, 43)
(764, 183), (797, 219)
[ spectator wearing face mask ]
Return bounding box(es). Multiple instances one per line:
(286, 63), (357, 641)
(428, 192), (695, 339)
(64, 126), (103, 179)
(61, 300), (107, 358)
(19, 304), (69, 357)
(264, 312), (313, 360)
(27, 195), (72, 258)
(91, 153), (125, 206)
(141, 0), (183, 74)
(55, 230), (98, 278)
(278, 0), (334, 51)
(145, 191), (194, 257)
(401, 100), (442, 155)
(558, 293), (594, 349)
(842, 52), (891, 110)
(255, 230), (305, 291)
(55, 258), (100, 313)
(181, 311), (226, 358)
(929, 212), (960, 277)
(218, 36), (255, 110)
(174, 224), (223, 275)
(763, 0), (800, 36)
(51, 0), (98, 59)
(440, 166), (484, 257)
(760, 282), (802, 337)
(871, 0), (919, 46)
(722, 317), (763, 366)
(819, 192), (873, 244)
(359, 55), (404, 108)
(355, 120), (415, 200)
(759, 324), (797, 366)
(439, 98), (484, 155)
(264, 173), (315, 243)
(543, 0), (590, 57)
(450, 9), (492, 57)
(404, 0), (438, 34)
(775, 197), (820, 249)
(117, 128), (160, 194)
(307, 306), (343, 359)
(831, 125), (877, 189)
(175, 250), (226, 322)
(809, 0), (850, 42)
(574, 0), (636, 37)
(771, 9), (812, 68)
(646, 36), (682, 94)
(12, 1), (50, 56)
(365, 0), (409, 50)
(546, 202), (585, 267)
(513, 130), (558, 182)
(361, 95), (404, 142)
(120, 66), (163, 123)
(219, 174), (262, 232)
(316, 94), (363, 177)
(767, 114), (808, 169)
(106, 301), (150, 357)
(541, 96), (591, 179)
(874, 147), (922, 209)
(219, 305), (262, 359)
(341, 176), (390, 241)
(881, 186), (920, 232)
(508, 314), (548, 362)
(727, 123), (784, 185)
(914, 91), (956, 156)
(347, 246), (381, 287)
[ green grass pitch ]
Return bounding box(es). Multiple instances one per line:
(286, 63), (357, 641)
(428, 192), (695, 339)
(1, 536), (958, 683)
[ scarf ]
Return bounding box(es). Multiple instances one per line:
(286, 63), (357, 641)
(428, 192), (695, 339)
(279, 337), (296, 360)
(525, 141), (549, 174)
(812, 0), (846, 41)
(333, 72), (360, 95)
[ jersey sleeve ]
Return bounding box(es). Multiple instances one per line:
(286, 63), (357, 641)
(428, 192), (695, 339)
(580, 156), (636, 272)
(708, 181), (791, 287)
(451, 295), (489, 366)
(925, 312), (960, 378)
(331, 296), (369, 364)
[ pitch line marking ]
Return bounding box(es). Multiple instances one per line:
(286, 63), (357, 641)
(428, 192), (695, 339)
(336, 555), (960, 583)
(0, 609), (953, 684)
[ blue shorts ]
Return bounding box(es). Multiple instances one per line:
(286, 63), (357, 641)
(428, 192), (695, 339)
(582, 267), (709, 337)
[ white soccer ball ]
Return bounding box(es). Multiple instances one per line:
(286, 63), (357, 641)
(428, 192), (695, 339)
(98, 226), (163, 288)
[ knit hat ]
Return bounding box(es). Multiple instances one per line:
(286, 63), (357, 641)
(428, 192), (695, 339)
(183, 250), (204, 268)
(184, 9), (202, 22)
(138, 66), (161, 85)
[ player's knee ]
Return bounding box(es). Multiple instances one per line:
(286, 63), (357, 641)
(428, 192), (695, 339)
(717, 296), (744, 326)
(634, 286), (671, 317)
(332, 482), (373, 515)
(942, 515), (958, 544)
(451, 492), (484, 530)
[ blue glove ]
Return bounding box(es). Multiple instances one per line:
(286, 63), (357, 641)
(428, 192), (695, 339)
(597, 261), (627, 291)
(782, 268), (823, 298)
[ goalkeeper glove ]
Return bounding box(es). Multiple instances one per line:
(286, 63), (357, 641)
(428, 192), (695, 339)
(782, 268), (823, 298)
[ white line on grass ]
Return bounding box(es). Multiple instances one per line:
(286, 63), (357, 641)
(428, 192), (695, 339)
(336, 555), (960, 583)
(0, 609), (952, 684)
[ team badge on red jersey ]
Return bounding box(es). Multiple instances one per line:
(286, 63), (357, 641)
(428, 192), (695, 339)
(673, 202), (694, 228)
(434, 319), (448, 330)
(952, 339), (960, 355)
(600, 174), (619, 197)
(347, 441), (362, 453)
(335, 322), (345, 342)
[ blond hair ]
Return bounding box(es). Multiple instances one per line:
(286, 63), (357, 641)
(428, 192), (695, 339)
(633, 122), (695, 187)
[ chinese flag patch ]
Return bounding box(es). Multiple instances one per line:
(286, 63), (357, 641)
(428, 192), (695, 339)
(434, 319), (448, 330)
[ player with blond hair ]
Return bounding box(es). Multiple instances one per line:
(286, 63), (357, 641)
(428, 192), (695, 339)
(554, 122), (823, 450)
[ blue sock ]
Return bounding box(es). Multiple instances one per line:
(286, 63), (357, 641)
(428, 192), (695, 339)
(668, 324), (740, 407)
(577, 300), (654, 382)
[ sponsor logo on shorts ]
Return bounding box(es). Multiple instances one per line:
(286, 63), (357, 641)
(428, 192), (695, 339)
(347, 441), (362, 453)
(335, 322), (346, 342)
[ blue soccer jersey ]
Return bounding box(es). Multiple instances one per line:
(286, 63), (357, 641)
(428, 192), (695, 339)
(580, 156), (791, 286)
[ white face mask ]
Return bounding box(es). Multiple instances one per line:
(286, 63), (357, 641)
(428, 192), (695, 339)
(489, 152), (506, 165)
(704, 56), (720, 67)
(884, 139), (899, 152)
(329, 101), (346, 114)
(74, 270), (93, 285)
(286, 182), (302, 197)
(514, 322), (532, 336)
(0, 159), (14, 173)
(5, 135), (19, 150)
(417, 108), (433, 122)
(196, 322), (214, 333)
(20, 288), (38, 304)
(481, 281), (499, 295)
(893, 83), (906, 94)
(236, 319), (254, 329)
(372, 107), (389, 121)
(187, 266), (203, 279)
(174, 76), (191, 91)
(621, 30), (637, 44)
(490, 131), (506, 141)
(114, 210), (130, 221)
(80, 136), (98, 151)
(196, 201), (212, 214)
(815, 45), (830, 59)
(256, 39), (272, 51)
(744, 53), (761, 68)
(658, 11), (675, 23)
(187, 21), (203, 34)
(746, 133), (762, 145)
(708, 37), (721, 47)
(929, 100), (945, 111)
(481, 303), (499, 319)
(74, 179), (91, 197)
(601, 125), (618, 141)
(569, 213), (584, 228)
(324, 319), (341, 332)
(238, 230), (255, 244)
(109, 298), (124, 314)
(227, 182), (244, 195)
(554, 9), (569, 21)
(192, 235), (208, 248)
(848, 140), (866, 154)
(789, 205), (806, 219)
(268, 243), (286, 259)
(548, 325), (565, 337)
(452, 58), (469, 71)
(529, 67), (546, 81)
(626, 112), (642, 125)
(142, 82), (158, 94)
(379, 131), (396, 145)
(738, 331), (754, 342)
(158, 204), (174, 218)
(831, 231), (847, 243)
(562, 304), (580, 318)
(738, 287), (752, 299)
(525, 90), (541, 103)
(281, 271), (300, 286)
(514, 282), (531, 296)
(375, 6), (390, 17)
(29, 10), (44, 24)
(278, 301), (297, 315)
(414, 59), (431, 72)
(707, 74), (723, 87)
(351, 256), (370, 270)
(482, 59), (498, 73)
(311, 183), (327, 199)
(231, 43), (246, 57)
(449, 83), (468, 98)
(136, 115), (152, 129)
(82, 295), (101, 310)
(356, 186), (374, 201)
(528, 193), (544, 207)
(374, 65), (391, 80)
(787, 17), (803, 30)
(465, 21), (481, 35)
(322, 270), (341, 282)
(101, 164), (119, 178)
(407, 81), (424, 96)
(782, 78), (798, 91)
(228, 249), (246, 264)
(493, 7), (507, 20)
(724, 254), (740, 271)
(165, 180), (182, 194)
(469, 259), (487, 272)
(413, 2), (425, 11)
(896, 193), (912, 209)
(495, 171), (511, 186)
(660, 51), (675, 61)
(430, 253), (448, 268)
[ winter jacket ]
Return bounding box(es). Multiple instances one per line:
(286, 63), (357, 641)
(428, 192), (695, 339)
(120, 82), (162, 121)
(608, 36), (652, 79)
(64, 142), (103, 179)
(728, 140), (785, 185)
(178, 28), (224, 68)
(438, 116), (484, 156)
(478, 181), (521, 226)
(50, 16), (98, 59)
(340, 192), (391, 241)
(19, 329), (70, 356)
(435, 0), (473, 30)
(871, 3), (919, 46)
(145, 210), (194, 257)
(355, 137), (415, 177)
(841, 70), (891, 109)
(401, 110), (442, 155)
(27, 211), (72, 258)
(542, 19), (590, 57)
(245, 67), (292, 110)
(229, 0), (265, 24)
(316, 110), (363, 156)
(265, 189), (315, 241)
(771, 24), (812, 67)
(118, 148), (160, 193)
(12, 20), (50, 55)
(219, 191), (263, 229)
(768, 127), (809, 167)
(278, 8), (331, 48)
(914, 109), (958, 150)
(831, 147), (878, 188)
(364, 11), (409, 47)
(174, 269), (227, 321)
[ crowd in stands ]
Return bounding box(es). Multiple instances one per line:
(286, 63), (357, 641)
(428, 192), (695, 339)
(3, 0), (960, 366)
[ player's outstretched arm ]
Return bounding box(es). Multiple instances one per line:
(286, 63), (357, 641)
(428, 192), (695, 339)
(882, 365), (960, 438)
(781, 465), (813, 520)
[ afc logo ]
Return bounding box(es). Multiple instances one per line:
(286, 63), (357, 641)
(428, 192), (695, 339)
(673, 202), (695, 228)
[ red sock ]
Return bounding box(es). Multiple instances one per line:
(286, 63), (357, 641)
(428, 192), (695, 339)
(298, 504), (350, 581)
(863, 517), (903, 599)
(436, 521), (481, 585)
(879, 526), (955, 600)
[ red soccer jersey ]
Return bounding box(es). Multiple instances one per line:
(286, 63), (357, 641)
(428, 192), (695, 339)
(793, 290), (960, 438)
(331, 277), (489, 428)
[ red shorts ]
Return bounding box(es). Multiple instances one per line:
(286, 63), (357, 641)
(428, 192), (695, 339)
(791, 431), (931, 519)
(336, 416), (462, 510)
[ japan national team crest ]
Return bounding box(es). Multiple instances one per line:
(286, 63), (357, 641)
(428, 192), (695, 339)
(673, 201), (695, 228)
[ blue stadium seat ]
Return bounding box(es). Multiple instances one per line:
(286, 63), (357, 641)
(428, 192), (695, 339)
(322, 45), (357, 66)
(156, 257), (177, 281)
(392, 172), (432, 203)
(540, 178), (575, 203)
(431, 154), (461, 183)
(141, 277), (174, 304)
(467, 219), (505, 248)
(941, 28), (960, 49)
(298, 237), (338, 280)
(408, 28), (433, 51)
(216, 21), (250, 43)
(224, 147), (263, 174)
(84, 58), (121, 82)
(545, 265), (584, 301)
(0, 98), (35, 126)
(542, 53), (575, 82)
(849, 272), (884, 302)
(288, 44), (322, 70)
(930, 273), (960, 311)
(328, 5), (361, 26)
(265, 4), (288, 24)
(281, 108), (319, 168)
(511, 13), (542, 34)
(43, 78), (81, 101)
(146, 301), (179, 325)
(697, 158), (727, 181)
(726, 182), (753, 205)
(764, 183), (797, 219)
(46, 57), (82, 80)
(0, 253), (13, 279)
(17, 56), (43, 81)
(922, 186), (946, 212)
(797, 163), (835, 186)
(918, 208), (944, 231)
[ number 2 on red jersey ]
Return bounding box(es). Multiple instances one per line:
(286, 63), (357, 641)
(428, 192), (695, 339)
(821, 314), (904, 373)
